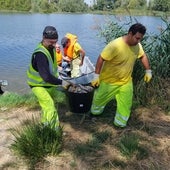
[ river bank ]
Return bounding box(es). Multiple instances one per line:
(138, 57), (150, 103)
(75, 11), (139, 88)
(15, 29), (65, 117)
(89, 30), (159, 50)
(0, 8), (170, 17)
(0, 90), (170, 169)
(0, 102), (170, 170)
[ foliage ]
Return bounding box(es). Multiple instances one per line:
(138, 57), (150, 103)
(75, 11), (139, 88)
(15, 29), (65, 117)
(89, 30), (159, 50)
(152, 0), (170, 12)
(128, 0), (146, 9)
(113, 0), (169, 12)
(117, 132), (149, 159)
(0, 0), (88, 13)
(58, 0), (88, 13)
(0, 90), (66, 109)
(0, 92), (38, 109)
(98, 20), (126, 43)
(117, 133), (139, 157)
(93, 0), (145, 10)
(30, 0), (59, 13)
(10, 118), (63, 169)
(0, 0), (169, 13)
(93, 0), (106, 10)
(146, 18), (170, 78)
(132, 23), (170, 106)
(74, 130), (111, 156)
(0, 0), (31, 11)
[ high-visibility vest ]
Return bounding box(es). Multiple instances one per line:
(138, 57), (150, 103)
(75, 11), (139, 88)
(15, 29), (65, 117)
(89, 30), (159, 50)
(64, 33), (77, 59)
(27, 43), (58, 87)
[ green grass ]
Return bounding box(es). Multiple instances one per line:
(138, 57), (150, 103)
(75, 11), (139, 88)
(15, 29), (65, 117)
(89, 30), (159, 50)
(116, 132), (149, 160)
(117, 133), (139, 157)
(10, 118), (63, 169)
(0, 91), (67, 169)
(0, 90), (66, 109)
(0, 92), (38, 109)
(74, 130), (111, 156)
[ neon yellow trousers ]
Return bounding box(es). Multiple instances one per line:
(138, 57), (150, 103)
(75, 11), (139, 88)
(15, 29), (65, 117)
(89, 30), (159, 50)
(91, 81), (133, 127)
(32, 86), (60, 129)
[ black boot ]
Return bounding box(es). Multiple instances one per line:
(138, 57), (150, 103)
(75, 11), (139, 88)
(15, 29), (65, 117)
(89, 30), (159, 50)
(0, 86), (4, 95)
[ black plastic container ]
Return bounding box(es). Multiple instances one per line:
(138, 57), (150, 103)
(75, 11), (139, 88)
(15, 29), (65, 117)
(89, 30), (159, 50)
(67, 86), (94, 113)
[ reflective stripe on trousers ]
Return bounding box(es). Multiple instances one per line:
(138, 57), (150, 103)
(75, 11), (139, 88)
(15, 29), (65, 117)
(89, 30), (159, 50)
(91, 81), (133, 127)
(114, 112), (129, 127)
(32, 86), (60, 129)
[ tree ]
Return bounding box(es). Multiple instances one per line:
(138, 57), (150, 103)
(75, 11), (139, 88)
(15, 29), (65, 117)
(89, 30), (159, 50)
(152, 0), (170, 12)
(128, 0), (146, 9)
(59, 0), (88, 12)
(93, 0), (114, 10)
(128, 0), (139, 9)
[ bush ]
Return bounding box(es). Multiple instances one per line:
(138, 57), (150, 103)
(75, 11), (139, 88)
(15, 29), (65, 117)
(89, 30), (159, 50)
(10, 118), (63, 169)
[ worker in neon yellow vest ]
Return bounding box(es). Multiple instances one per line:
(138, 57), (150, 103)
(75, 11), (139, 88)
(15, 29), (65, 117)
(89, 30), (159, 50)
(27, 26), (69, 130)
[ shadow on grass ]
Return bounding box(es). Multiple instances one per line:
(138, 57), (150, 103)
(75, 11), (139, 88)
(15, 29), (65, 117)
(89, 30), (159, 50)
(57, 99), (170, 170)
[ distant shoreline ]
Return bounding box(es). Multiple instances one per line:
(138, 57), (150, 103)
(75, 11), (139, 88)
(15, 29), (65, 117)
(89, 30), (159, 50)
(0, 9), (169, 17)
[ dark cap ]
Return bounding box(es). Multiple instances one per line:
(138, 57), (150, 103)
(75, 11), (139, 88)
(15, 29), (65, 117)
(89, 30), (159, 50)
(61, 37), (69, 48)
(43, 26), (58, 39)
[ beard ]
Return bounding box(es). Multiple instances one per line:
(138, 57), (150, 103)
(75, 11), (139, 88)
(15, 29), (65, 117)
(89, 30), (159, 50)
(48, 45), (54, 50)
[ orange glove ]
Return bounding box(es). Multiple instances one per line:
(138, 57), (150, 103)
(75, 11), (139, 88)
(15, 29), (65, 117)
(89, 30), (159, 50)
(144, 69), (152, 83)
(91, 74), (100, 87)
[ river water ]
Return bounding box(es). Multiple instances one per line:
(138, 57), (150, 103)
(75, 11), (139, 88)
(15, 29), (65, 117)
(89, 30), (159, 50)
(0, 13), (165, 94)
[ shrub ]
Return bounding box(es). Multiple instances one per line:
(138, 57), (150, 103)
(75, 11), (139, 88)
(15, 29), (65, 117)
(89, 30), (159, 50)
(10, 118), (63, 169)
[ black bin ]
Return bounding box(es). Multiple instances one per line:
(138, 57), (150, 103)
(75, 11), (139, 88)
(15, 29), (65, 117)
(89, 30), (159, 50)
(67, 86), (94, 113)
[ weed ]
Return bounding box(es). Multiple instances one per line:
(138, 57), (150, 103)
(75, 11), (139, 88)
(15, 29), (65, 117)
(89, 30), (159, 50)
(10, 118), (63, 169)
(74, 130), (111, 156)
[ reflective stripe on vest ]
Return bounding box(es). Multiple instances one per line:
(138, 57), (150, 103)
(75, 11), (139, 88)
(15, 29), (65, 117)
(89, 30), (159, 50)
(27, 43), (58, 87)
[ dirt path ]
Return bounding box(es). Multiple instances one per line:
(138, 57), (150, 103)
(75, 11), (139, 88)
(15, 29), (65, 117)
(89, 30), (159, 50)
(0, 107), (89, 170)
(0, 105), (170, 170)
(0, 107), (37, 169)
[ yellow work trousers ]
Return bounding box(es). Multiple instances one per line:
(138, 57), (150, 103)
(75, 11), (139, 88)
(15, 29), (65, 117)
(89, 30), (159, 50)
(91, 81), (133, 127)
(32, 86), (60, 129)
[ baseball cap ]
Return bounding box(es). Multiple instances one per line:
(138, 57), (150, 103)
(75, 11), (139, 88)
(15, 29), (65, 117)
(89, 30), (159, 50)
(43, 26), (58, 39)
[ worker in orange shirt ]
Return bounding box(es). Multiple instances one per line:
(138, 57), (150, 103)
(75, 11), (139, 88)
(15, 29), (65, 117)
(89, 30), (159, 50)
(61, 33), (85, 78)
(56, 43), (63, 71)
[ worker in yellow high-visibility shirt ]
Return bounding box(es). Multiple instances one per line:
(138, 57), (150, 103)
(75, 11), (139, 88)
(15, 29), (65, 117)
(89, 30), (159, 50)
(91, 23), (152, 128)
